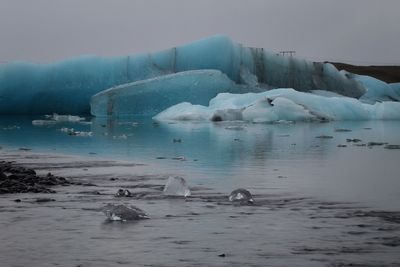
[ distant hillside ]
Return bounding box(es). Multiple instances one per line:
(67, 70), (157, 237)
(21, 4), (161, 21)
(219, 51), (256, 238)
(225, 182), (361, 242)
(330, 62), (400, 83)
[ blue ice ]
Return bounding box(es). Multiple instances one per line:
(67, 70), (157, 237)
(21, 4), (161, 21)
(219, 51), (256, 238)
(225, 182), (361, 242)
(0, 35), (374, 115)
(90, 70), (251, 117)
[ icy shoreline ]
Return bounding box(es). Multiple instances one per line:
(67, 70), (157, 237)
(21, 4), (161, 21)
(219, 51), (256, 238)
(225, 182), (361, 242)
(1, 149), (400, 266)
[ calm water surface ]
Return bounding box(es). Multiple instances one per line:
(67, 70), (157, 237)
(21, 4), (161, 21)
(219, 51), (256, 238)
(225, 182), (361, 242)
(0, 116), (400, 266)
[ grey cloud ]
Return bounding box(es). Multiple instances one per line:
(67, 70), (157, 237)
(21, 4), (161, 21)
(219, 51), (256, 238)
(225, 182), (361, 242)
(0, 0), (399, 65)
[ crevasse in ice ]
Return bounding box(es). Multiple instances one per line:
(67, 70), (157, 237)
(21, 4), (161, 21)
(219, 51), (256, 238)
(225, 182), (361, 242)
(0, 35), (374, 115)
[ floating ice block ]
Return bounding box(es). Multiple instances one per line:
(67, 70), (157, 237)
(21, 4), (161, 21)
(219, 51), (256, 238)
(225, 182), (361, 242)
(90, 70), (244, 117)
(154, 88), (400, 123)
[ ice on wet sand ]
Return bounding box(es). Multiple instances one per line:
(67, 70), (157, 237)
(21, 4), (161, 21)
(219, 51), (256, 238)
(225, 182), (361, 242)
(163, 176), (191, 197)
(102, 204), (149, 221)
(229, 188), (254, 204)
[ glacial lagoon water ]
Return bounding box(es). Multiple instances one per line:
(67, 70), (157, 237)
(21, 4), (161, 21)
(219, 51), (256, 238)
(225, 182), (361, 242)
(1, 116), (400, 266)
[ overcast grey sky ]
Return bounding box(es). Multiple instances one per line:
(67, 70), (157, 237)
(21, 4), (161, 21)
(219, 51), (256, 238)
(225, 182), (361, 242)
(0, 0), (399, 65)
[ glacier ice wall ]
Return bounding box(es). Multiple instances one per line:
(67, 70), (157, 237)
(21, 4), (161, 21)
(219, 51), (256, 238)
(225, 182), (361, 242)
(153, 89), (400, 123)
(0, 35), (368, 115)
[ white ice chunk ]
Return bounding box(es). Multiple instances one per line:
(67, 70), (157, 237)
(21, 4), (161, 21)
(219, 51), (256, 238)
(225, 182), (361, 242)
(163, 176), (191, 197)
(32, 120), (57, 126)
(50, 113), (85, 122)
(154, 88), (400, 123)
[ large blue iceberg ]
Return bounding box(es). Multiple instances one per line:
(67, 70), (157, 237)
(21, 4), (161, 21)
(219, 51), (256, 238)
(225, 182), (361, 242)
(0, 35), (398, 119)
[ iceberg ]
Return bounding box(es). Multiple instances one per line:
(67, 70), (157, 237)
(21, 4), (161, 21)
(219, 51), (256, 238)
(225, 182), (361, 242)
(344, 73), (400, 103)
(153, 89), (400, 123)
(90, 70), (248, 117)
(0, 35), (372, 115)
(390, 82), (400, 97)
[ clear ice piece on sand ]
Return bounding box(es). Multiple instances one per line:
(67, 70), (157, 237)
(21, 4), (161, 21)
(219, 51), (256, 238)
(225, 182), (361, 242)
(102, 204), (149, 221)
(229, 188), (254, 204)
(163, 176), (191, 197)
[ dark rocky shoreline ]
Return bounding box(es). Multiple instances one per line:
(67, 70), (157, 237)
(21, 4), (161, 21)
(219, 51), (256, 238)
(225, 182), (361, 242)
(331, 62), (400, 83)
(0, 160), (71, 194)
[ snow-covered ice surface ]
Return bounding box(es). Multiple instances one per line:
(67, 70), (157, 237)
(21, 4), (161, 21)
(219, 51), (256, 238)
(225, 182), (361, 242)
(1, 116), (400, 266)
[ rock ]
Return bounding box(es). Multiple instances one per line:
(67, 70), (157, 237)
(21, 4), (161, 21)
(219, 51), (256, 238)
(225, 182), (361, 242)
(384, 145), (400, 149)
(172, 156), (186, 161)
(36, 198), (55, 203)
(163, 176), (191, 197)
(354, 143), (366, 147)
(14, 199), (21, 202)
(82, 183), (97, 187)
(315, 135), (333, 139)
(0, 161), (70, 194)
(346, 138), (362, 143)
(368, 142), (387, 146)
(102, 204), (149, 221)
(218, 253), (226, 257)
(229, 188), (254, 204)
(334, 128), (352, 132)
(115, 189), (132, 197)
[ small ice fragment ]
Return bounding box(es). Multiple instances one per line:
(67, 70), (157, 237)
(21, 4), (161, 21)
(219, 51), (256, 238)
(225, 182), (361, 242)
(59, 127), (92, 137)
(163, 176), (191, 197)
(102, 204), (149, 221)
(229, 189), (254, 204)
(51, 113), (85, 122)
(113, 134), (127, 140)
(32, 120), (56, 126)
(72, 131), (92, 137)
